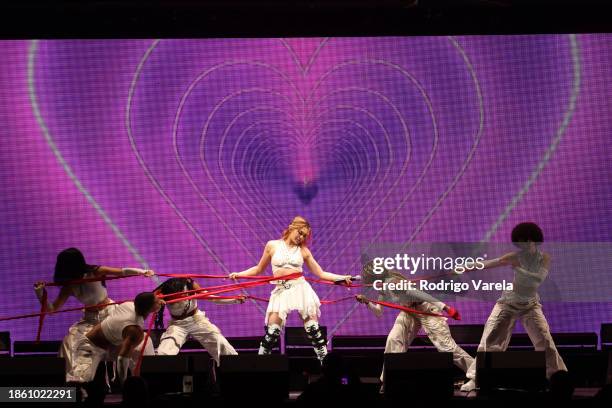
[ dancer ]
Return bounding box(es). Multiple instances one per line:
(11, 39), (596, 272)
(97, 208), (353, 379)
(356, 261), (472, 386)
(460, 222), (567, 392)
(229, 216), (352, 362)
(33, 247), (155, 382)
(72, 292), (163, 386)
(155, 277), (244, 365)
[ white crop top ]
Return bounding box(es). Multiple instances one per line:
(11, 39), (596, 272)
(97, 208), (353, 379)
(71, 271), (108, 306)
(166, 283), (198, 318)
(500, 251), (548, 305)
(271, 240), (303, 273)
(100, 302), (144, 346)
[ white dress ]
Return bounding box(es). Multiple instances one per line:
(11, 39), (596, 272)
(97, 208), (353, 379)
(265, 240), (321, 325)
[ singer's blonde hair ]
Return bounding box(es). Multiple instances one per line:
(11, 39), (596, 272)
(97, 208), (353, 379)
(281, 216), (312, 247)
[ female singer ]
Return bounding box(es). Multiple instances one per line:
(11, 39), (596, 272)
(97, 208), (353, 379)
(229, 216), (352, 361)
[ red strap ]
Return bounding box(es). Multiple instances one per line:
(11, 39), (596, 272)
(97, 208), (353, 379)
(304, 277), (366, 288)
(368, 299), (445, 317)
(157, 273), (271, 280)
(0, 299), (128, 322)
(321, 295), (354, 305)
(246, 294), (353, 305)
(164, 278), (282, 304)
(35, 289), (47, 342)
(247, 295), (270, 302)
(160, 273), (303, 302)
(0, 276), (283, 323)
(133, 315), (155, 376)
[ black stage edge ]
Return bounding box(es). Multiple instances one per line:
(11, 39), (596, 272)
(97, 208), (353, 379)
(0, 349), (609, 406)
(1, 0), (612, 39)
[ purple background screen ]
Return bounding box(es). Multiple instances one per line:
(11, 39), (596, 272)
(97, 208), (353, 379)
(1, 36), (611, 342)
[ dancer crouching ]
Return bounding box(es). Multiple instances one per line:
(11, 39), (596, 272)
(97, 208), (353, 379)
(33, 247), (155, 382)
(155, 277), (244, 365)
(356, 261), (472, 388)
(71, 292), (163, 404)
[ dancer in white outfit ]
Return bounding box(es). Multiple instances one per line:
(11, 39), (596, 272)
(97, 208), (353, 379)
(229, 216), (352, 362)
(33, 248), (155, 382)
(155, 277), (243, 365)
(460, 222), (568, 392)
(356, 262), (472, 385)
(72, 293), (163, 385)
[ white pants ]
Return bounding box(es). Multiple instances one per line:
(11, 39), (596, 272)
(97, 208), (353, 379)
(466, 302), (567, 380)
(157, 310), (237, 365)
(60, 305), (116, 382)
(69, 334), (155, 383)
(381, 304), (474, 382)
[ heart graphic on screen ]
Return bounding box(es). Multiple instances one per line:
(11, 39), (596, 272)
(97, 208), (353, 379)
(125, 38), (483, 266)
(29, 36), (579, 333)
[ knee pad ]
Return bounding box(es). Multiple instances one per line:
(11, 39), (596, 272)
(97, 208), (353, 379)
(304, 321), (326, 346)
(304, 321), (327, 361)
(259, 324), (281, 354)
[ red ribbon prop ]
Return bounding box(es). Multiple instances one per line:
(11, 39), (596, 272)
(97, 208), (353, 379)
(35, 289), (47, 342)
(159, 273), (303, 302)
(248, 294), (354, 305)
(134, 315), (155, 376)
(8, 271), (365, 337)
(367, 298), (445, 317)
(0, 300), (128, 322)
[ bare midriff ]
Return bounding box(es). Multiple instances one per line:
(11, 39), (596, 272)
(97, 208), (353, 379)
(273, 268), (302, 279)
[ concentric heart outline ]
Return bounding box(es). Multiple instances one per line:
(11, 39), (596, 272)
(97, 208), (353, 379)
(27, 36), (581, 334)
(173, 61), (306, 245)
(130, 42), (438, 313)
(129, 40), (473, 321)
(217, 101), (398, 232)
(175, 60), (409, 242)
(173, 59), (421, 256)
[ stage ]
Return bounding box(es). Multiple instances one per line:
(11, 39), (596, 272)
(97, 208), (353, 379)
(0, 19), (612, 408)
(1, 328), (610, 407)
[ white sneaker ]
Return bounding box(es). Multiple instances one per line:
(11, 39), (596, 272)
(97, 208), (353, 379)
(460, 379), (476, 392)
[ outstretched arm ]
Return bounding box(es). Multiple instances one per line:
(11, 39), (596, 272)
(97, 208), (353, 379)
(454, 252), (518, 274)
(303, 247), (351, 283)
(229, 241), (272, 279)
(355, 294), (384, 317)
(95, 266), (155, 277)
(33, 283), (71, 312)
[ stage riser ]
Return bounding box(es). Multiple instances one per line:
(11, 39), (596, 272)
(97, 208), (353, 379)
(0, 351), (608, 387)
